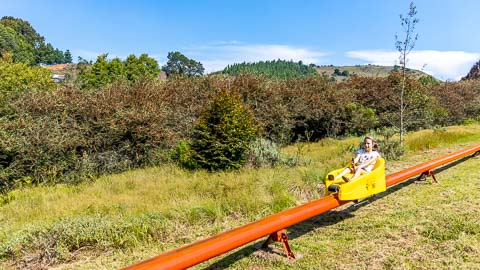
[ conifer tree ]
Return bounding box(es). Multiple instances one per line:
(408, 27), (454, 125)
(190, 90), (258, 170)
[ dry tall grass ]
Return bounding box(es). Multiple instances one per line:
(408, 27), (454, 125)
(1, 124), (480, 269)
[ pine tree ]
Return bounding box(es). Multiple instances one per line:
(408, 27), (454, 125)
(190, 90), (258, 170)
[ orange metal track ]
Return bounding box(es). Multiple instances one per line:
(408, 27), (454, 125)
(122, 143), (480, 270)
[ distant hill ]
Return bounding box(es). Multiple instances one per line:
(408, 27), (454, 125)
(219, 60), (317, 79)
(316, 64), (432, 81)
(219, 62), (433, 81)
(461, 60), (480, 81)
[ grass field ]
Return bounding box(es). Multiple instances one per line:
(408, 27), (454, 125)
(200, 145), (480, 269)
(1, 124), (480, 269)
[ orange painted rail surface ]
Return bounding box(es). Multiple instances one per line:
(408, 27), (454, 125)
(122, 144), (480, 270)
(386, 144), (480, 186)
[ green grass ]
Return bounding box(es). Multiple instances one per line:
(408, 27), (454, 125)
(1, 124), (480, 269)
(405, 125), (480, 152)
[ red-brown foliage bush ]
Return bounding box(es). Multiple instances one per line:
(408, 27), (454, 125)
(1, 74), (478, 190)
(431, 80), (480, 124)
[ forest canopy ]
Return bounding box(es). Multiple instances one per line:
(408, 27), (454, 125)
(220, 59), (318, 79)
(0, 16), (72, 65)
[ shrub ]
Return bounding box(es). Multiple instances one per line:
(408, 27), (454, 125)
(345, 103), (379, 135)
(461, 115), (480, 125)
(375, 126), (405, 160)
(171, 140), (197, 169)
(246, 138), (296, 168)
(190, 90), (259, 170)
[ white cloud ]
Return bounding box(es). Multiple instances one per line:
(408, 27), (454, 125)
(346, 50), (480, 81)
(185, 43), (329, 73)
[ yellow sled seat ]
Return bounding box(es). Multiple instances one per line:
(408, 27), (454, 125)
(325, 158), (386, 201)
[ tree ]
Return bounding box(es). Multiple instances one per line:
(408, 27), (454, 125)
(53, 48), (64, 63)
(125, 53), (160, 81)
(161, 51), (204, 77)
(82, 54), (111, 88)
(0, 23), (35, 64)
(220, 59), (317, 79)
(387, 72), (439, 131)
(189, 90), (258, 170)
(64, 49), (72, 63)
(0, 16), (71, 65)
(77, 53), (160, 89)
(395, 1), (419, 145)
(0, 16), (43, 50)
(108, 57), (125, 79)
(0, 54), (55, 115)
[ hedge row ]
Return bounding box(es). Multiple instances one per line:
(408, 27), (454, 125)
(0, 74), (479, 191)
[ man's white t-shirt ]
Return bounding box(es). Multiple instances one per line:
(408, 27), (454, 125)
(355, 149), (381, 172)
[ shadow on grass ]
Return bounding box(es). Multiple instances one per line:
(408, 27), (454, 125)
(203, 154), (478, 269)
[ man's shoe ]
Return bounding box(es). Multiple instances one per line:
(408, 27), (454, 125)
(342, 176), (350, 182)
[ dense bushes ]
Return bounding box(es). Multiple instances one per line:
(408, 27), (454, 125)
(339, 73), (445, 131)
(0, 73), (479, 191)
(0, 79), (196, 190)
(430, 80), (480, 124)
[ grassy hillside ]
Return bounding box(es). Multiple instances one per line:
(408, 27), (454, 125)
(316, 64), (431, 82)
(1, 125), (479, 269)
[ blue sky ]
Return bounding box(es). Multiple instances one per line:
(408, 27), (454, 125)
(1, 0), (479, 80)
